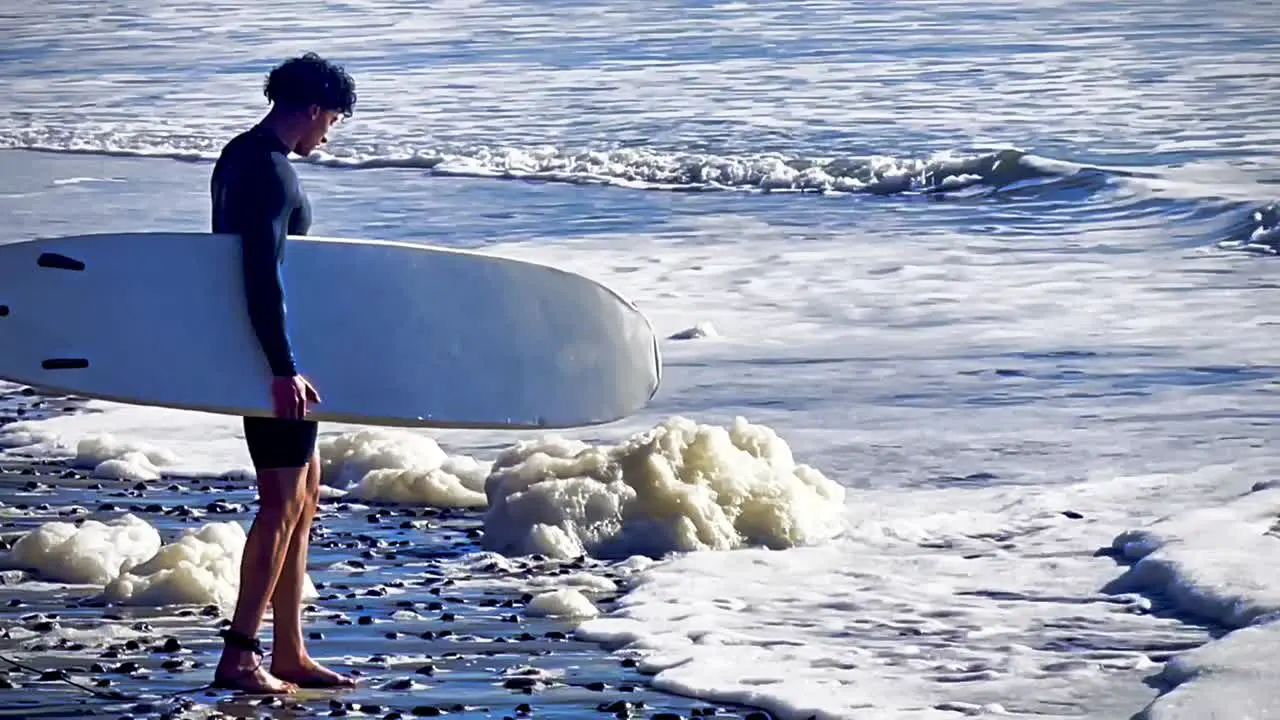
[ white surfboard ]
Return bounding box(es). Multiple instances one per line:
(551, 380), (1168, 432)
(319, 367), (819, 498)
(0, 232), (662, 430)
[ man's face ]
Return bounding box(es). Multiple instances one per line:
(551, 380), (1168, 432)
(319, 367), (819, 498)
(294, 106), (342, 156)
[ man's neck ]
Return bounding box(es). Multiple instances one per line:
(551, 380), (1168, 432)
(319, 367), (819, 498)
(258, 108), (304, 155)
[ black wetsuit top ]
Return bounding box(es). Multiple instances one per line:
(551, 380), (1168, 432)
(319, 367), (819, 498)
(210, 125), (310, 377)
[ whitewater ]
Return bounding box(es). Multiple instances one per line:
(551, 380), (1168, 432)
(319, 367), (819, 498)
(3, 0), (1280, 718)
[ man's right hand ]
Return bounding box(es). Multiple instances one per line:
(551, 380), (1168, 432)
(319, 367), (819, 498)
(270, 375), (321, 420)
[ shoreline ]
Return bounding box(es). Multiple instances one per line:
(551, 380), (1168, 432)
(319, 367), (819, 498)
(0, 384), (773, 720)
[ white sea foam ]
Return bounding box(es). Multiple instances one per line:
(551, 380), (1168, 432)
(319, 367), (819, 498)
(103, 520), (318, 611)
(481, 415), (846, 560)
(525, 589), (600, 619)
(0, 512), (318, 611)
(2, 513), (161, 586)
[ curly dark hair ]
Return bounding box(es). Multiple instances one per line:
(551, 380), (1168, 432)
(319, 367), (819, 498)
(263, 52), (357, 117)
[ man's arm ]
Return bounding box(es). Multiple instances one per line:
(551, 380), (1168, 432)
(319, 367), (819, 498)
(234, 157), (298, 378)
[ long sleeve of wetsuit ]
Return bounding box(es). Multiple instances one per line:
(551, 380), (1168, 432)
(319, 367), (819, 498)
(234, 157), (298, 378)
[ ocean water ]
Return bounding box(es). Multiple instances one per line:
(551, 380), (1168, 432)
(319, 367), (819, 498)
(2, 1), (1280, 718)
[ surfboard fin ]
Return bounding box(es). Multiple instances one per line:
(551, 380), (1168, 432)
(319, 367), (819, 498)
(37, 253), (86, 271)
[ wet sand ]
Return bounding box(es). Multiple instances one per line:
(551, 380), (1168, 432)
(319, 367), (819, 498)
(0, 387), (772, 720)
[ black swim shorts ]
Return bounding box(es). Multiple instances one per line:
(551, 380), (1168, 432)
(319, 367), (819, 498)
(242, 416), (318, 470)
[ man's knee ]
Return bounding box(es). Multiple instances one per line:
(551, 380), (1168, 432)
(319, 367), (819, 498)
(305, 452), (322, 496)
(258, 465), (315, 519)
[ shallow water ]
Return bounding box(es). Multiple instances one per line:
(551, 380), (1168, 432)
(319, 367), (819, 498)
(3, 1), (1280, 718)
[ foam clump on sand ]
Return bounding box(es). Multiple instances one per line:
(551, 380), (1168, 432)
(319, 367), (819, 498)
(1110, 484), (1280, 719)
(73, 433), (178, 481)
(0, 424), (177, 481)
(481, 416), (846, 559)
(529, 571), (618, 593)
(2, 514), (315, 610)
(526, 588), (600, 618)
(320, 428), (490, 508)
(0, 423), (60, 450)
(3, 513), (161, 585)
(103, 520), (316, 610)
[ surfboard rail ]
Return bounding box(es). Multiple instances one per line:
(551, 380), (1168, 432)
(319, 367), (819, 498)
(0, 232), (662, 430)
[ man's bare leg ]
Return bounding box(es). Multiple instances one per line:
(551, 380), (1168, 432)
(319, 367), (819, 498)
(213, 464), (312, 693)
(269, 451), (357, 687)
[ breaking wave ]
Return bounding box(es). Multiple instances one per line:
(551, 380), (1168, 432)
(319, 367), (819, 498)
(3, 125), (1275, 250)
(2, 126), (1073, 195)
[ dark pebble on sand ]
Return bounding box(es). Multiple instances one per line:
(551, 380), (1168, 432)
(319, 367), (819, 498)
(586, 681), (607, 691)
(32, 620), (58, 632)
(384, 678), (416, 691)
(0, 678), (14, 689)
(745, 713), (770, 720)
(310, 631), (324, 640)
(358, 615), (374, 625)
(411, 706), (443, 717)
(37, 669), (70, 682)
(414, 663), (435, 676)
(652, 714), (685, 720)
(599, 700), (639, 714)
(1062, 510), (1084, 519)
(620, 658), (638, 668)
(515, 703), (533, 714)
(384, 714), (403, 720)
(503, 677), (540, 691)
(159, 638), (182, 653)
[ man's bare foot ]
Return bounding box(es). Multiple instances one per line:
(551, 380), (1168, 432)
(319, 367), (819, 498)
(213, 652), (298, 694)
(270, 657), (358, 688)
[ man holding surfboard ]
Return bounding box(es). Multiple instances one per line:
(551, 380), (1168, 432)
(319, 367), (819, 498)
(209, 52), (357, 694)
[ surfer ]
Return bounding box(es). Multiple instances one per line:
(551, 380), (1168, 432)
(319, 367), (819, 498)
(208, 52), (357, 694)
